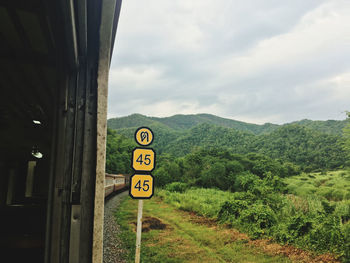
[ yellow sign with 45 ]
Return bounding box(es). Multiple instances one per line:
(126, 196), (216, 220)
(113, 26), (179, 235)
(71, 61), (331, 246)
(132, 148), (155, 172)
(129, 174), (154, 199)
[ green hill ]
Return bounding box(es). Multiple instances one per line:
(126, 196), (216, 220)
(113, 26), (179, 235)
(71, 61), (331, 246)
(250, 124), (346, 170)
(108, 113), (279, 134)
(107, 113), (347, 170)
(107, 113), (162, 129)
(156, 123), (345, 169)
(162, 123), (255, 156)
(291, 119), (346, 135)
(108, 113), (346, 135)
(150, 113), (279, 134)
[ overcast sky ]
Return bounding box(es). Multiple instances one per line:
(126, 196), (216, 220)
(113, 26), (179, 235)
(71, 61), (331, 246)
(107, 0), (350, 124)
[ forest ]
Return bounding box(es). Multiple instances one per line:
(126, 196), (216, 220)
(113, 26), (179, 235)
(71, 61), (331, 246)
(106, 113), (350, 262)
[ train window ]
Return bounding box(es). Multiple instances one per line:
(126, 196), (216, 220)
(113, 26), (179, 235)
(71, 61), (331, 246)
(25, 161), (36, 198)
(0, 162), (5, 205)
(6, 169), (16, 205)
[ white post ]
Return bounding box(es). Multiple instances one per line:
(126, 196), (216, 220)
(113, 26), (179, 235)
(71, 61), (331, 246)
(135, 200), (143, 263)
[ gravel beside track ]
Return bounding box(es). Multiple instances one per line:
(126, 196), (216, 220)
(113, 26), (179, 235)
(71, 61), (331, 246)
(103, 191), (129, 263)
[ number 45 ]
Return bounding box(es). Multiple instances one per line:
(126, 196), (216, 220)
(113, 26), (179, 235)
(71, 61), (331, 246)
(136, 154), (151, 165)
(134, 180), (150, 191)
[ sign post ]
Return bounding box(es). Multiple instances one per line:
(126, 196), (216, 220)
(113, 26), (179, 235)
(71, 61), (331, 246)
(135, 199), (143, 263)
(130, 127), (155, 263)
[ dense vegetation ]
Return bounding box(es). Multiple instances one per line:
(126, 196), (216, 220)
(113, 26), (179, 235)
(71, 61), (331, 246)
(108, 114), (347, 171)
(105, 129), (136, 174)
(106, 113), (350, 261)
(249, 125), (346, 171)
(342, 112), (350, 166)
(290, 119), (347, 135)
(153, 148), (299, 189)
(284, 171), (350, 201)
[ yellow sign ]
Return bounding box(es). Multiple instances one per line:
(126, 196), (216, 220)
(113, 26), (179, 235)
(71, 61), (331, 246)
(129, 174), (154, 199)
(132, 148), (155, 172)
(135, 127), (154, 146)
(130, 127), (156, 199)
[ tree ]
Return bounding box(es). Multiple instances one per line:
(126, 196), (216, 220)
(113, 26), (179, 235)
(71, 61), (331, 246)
(105, 129), (136, 174)
(342, 112), (350, 166)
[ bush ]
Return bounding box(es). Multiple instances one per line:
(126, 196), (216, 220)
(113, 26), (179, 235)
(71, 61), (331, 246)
(217, 199), (249, 222)
(238, 203), (276, 238)
(318, 187), (345, 201)
(309, 216), (344, 254)
(198, 162), (226, 189)
(321, 200), (335, 215)
(287, 214), (313, 238)
(234, 172), (260, 192)
(334, 201), (350, 224)
(165, 182), (189, 193)
(342, 223), (350, 262)
(154, 167), (172, 187)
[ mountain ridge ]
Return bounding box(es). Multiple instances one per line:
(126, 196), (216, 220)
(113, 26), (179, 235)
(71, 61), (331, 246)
(108, 113), (346, 135)
(107, 113), (347, 170)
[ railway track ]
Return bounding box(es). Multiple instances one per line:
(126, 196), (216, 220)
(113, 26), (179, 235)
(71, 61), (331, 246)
(103, 190), (129, 263)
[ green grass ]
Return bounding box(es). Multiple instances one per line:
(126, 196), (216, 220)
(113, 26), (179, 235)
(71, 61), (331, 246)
(284, 170), (350, 201)
(115, 195), (291, 263)
(158, 188), (233, 218)
(115, 171), (350, 262)
(155, 186), (349, 261)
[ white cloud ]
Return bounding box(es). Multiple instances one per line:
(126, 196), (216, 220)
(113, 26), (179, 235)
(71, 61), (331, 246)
(220, 1), (350, 80)
(107, 99), (223, 119)
(108, 0), (350, 124)
(329, 71), (350, 100)
(132, 100), (224, 117)
(109, 66), (167, 91)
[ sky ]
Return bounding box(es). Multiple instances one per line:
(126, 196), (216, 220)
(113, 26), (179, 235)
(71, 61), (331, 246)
(107, 0), (350, 124)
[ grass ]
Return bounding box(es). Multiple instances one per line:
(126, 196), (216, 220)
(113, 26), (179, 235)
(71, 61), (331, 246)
(158, 188), (233, 218)
(155, 187), (349, 261)
(284, 170), (350, 201)
(114, 170), (350, 262)
(116, 195), (291, 263)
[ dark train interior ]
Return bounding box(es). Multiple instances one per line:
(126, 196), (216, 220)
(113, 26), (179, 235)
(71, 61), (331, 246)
(0, 1), (61, 261)
(0, 0), (121, 262)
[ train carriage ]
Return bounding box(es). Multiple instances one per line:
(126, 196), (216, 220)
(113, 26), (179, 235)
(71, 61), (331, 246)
(104, 174), (129, 197)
